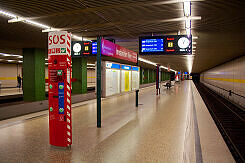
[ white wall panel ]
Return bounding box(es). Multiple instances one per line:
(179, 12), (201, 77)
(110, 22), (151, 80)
(201, 56), (245, 108)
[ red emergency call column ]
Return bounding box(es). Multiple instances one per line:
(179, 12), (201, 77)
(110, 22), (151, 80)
(48, 31), (72, 147)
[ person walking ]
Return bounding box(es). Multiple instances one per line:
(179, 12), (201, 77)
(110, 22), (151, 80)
(17, 75), (22, 91)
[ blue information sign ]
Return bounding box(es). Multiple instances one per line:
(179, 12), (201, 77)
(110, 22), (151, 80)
(92, 42), (97, 54)
(132, 67), (139, 71)
(121, 65), (132, 70)
(141, 39), (164, 53)
(139, 35), (192, 55)
(106, 62), (120, 69)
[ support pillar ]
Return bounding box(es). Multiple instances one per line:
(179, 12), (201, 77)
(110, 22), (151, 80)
(97, 36), (102, 128)
(72, 57), (87, 94)
(23, 48), (45, 101)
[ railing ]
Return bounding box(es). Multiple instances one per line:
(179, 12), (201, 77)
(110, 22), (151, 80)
(203, 82), (245, 99)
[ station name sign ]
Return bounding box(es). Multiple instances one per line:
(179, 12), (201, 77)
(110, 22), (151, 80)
(101, 39), (138, 63)
(139, 35), (192, 55)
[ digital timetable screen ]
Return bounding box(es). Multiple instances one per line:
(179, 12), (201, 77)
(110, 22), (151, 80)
(139, 35), (192, 55)
(141, 38), (164, 53)
(92, 42), (97, 54)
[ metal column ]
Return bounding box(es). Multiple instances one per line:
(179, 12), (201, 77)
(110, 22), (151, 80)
(97, 36), (102, 128)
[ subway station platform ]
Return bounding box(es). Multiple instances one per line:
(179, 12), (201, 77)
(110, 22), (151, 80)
(0, 81), (234, 162)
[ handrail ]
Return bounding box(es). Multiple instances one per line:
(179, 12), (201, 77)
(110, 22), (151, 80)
(202, 82), (245, 99)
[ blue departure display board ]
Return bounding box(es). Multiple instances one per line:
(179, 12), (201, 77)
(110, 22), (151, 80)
(139, 35), (192, 55)
(141, 39), (164, 53)
(92, 42), (97, 54)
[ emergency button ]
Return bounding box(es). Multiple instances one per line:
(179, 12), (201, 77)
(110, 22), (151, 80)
(59, 85), (64, 90)
(49, 84), (53, 89)
(50, 107), (53, 112)
(59, 108), (64, 112)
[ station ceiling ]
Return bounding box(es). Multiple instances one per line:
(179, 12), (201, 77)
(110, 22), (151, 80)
(0, 0), (245, 73)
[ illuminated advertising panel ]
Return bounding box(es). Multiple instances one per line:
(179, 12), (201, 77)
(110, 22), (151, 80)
(139, 35), (192, 55)
(121, 65), (132, 92)
(132, 66), (140, 91)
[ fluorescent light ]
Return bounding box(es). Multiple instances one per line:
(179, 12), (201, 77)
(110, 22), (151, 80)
(18, 61), (23, 63)
(11, 54), (20, 57)
(0, 10), (16, 18)
(45, 63), (48, 65)
(87, 67), (95, 69)
(186, 54), (194, 73)
(192, 42), (197, 44)
(139, 57), (176, 72)
(0, 53), (11, 56)
(192, 46), (196, 49)
(87, 63), (95, 66)
(186, 28), (191, 37)
(160, 66), (168, 70)
(184, 1), (191, 17)
(42, 28), (59, 33)
(8, 17), (25, 23)
(192, 36), (198, 39)
(185, 17), (191, 28)
(0, 53), (23, 57)
(138, 58), (157, 66)
(72, 34), (91, 41)
(45, 58), (48, 61)
(7, 60), (15, 62)
(24, 20), (50, 29)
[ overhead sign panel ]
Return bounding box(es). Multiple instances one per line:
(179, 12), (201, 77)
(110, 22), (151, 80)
(92, 42), (97, 54)
(139, 35), (192, 55)
(71, 41), (94, 57)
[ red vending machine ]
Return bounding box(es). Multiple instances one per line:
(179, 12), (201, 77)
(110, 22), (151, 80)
(48, 31), (72, 147)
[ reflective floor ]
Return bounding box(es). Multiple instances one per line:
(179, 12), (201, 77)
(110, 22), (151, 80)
(0, 87), (22, 96)
(0, 81), (234, 162)
(0, 83), (95, 97)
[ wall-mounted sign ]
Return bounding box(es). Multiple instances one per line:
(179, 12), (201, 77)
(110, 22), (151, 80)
(139, 35), (192, 55)
(48, 31), (70, 56)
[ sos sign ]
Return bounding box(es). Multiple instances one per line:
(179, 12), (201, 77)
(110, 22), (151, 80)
(48, 31), (70, 55)
(48, 34), (66, 45)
